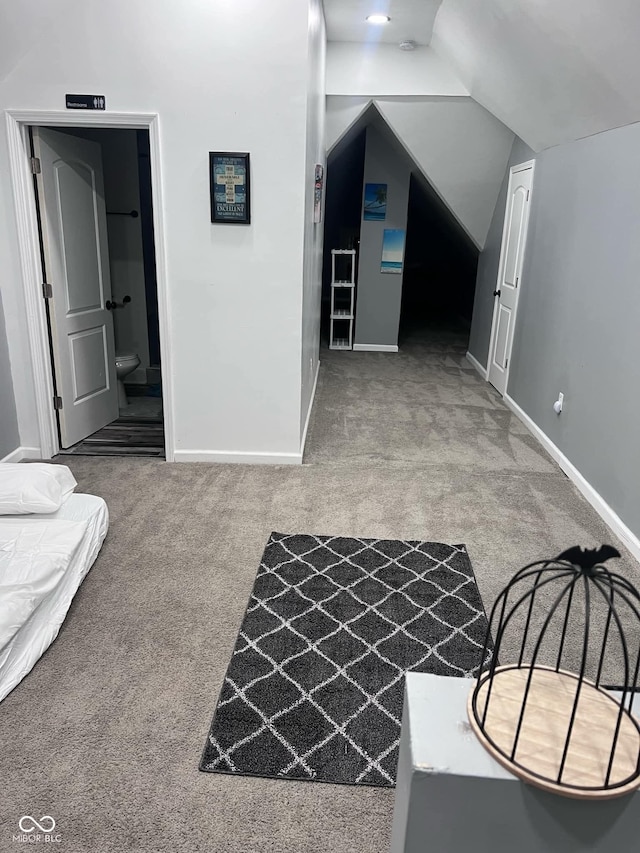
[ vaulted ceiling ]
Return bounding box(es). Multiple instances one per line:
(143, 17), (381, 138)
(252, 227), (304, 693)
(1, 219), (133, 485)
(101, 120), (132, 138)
(323, 0), (443, 46)
(323, 0), (640, 151)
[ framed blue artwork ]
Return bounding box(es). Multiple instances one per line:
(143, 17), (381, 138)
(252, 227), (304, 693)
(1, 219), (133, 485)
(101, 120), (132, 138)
(381, 229), (406, 274)
(363, 183), (387, 220)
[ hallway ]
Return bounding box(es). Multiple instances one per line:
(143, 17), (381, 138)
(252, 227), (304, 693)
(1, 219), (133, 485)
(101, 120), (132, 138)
(305, 322), (551, 471)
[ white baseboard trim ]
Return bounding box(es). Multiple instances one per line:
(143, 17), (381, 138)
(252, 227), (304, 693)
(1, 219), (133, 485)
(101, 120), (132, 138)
(353, 343), (398, 352)
(0, 446), (42, 464)
(503, 394), (640, 564)
(173, 449), (302, 465)
(174, 361), (321, 468)
(466, 351), (488, 380)
(300, 359), (320, 457)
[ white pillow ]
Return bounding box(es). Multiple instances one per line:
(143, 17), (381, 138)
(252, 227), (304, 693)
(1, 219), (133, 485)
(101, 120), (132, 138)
(0, 463), (77, 514)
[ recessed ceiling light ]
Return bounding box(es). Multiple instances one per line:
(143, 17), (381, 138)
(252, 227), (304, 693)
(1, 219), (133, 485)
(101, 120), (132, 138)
(366, 14), (391, 24)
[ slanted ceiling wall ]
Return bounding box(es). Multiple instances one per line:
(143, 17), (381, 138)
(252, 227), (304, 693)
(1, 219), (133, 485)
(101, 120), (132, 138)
(327, 3), (640, 153)
(326, 41), (515, 249)
(432, 0), (640, 151)
(327, 94), (514, 249)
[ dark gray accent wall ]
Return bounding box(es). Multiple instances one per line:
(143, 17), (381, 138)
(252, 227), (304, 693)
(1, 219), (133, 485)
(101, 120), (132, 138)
(471, 121), (640, 538)
(468, 136), (535, 366)
(0, 289), (20, 459)
(354, 125), (411, 348)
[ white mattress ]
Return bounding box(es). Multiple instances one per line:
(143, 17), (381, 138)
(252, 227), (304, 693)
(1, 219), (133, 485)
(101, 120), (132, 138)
(0, 493), (108, 703)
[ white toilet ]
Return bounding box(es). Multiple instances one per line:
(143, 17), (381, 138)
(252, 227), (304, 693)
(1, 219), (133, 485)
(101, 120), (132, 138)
(115, 352), (140, 409)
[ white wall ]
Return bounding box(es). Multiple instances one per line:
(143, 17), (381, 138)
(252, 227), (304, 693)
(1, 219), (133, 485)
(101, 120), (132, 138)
(326, 97), (374, 153)
(326, 43), (467, 97)
(0, 0), (76, 84)
(0, 0), (315, 462)
(0, 289), (20, 459)
(326, 96), (514, 249)
(300, 0), (327, 442)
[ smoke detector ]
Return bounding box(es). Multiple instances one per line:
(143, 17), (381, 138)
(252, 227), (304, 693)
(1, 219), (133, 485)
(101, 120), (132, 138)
(399, 40), (416, 51)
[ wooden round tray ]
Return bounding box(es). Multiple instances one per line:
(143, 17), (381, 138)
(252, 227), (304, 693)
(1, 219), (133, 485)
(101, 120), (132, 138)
(468, 665), (640, 799)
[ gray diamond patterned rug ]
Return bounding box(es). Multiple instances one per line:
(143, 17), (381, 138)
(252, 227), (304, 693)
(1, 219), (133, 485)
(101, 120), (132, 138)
(200, 532), (491, 787)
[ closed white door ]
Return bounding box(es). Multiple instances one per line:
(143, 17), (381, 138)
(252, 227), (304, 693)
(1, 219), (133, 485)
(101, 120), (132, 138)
(487, 163), (534, 395)
(33, 127), (118, 448)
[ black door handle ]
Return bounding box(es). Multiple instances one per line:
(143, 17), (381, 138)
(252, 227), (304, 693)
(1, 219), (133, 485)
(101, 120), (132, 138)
(106, 296), (131, 311)
(493, 290), (501, 298)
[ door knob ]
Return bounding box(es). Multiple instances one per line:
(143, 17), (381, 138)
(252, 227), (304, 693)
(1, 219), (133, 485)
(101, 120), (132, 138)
(493, 290), (501, 298)
(106, 296), (131, 310)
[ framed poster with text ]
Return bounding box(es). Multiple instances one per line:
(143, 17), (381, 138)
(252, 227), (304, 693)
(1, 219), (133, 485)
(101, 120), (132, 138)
(209, 152), (251, 224)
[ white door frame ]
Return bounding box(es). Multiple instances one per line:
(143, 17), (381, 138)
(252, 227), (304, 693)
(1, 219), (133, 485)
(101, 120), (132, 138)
(5, 109), (175, 461)
(486, 159), (535, 396)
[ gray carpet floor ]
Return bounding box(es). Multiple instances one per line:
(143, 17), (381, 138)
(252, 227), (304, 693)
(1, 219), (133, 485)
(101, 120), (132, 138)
(1, 323), (638, 852)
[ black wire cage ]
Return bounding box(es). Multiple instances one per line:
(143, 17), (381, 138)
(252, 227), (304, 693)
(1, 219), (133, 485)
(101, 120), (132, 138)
(468, 545), (640, 800)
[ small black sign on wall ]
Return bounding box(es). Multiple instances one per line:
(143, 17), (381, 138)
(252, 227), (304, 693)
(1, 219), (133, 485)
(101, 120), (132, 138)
(65, 94), (106, 110)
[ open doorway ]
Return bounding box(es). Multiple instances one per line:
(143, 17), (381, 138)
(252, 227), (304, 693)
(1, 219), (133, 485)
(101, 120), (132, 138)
(400, 174), (479, 349)
(30, 126), (164, 457)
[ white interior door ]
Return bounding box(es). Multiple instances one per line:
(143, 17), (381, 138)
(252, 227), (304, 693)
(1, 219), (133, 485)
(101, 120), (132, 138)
(487, 163), (534, 395)
(33, 127), (118, 448)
